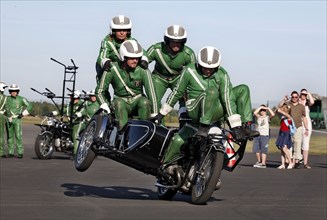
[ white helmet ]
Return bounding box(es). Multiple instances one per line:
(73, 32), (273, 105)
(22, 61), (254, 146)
(88, 90), (96, 96)
(69, 90), (81, 98)
(110, 15), (132, 32)
(0, 82), (8, 92)
(164, 25), (187, 44)
(119, 40), (143, 61)
(197, 46), (221, 69)
(9, 84), (20, 92)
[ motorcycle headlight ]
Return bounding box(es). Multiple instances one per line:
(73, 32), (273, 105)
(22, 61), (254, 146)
(47, 119), (54, 126)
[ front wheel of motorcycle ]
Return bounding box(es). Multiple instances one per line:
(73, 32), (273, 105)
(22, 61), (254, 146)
(75, 119), (97, 172)
(191, 151), (224, 205)
(34, 132), (54, 159)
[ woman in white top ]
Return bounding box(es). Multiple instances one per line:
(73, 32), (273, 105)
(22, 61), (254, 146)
(299, 89), (315, 169)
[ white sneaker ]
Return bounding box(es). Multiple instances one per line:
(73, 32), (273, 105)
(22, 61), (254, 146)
(253, 162), (262, 168)
(287, 163), (294, 169)
(277, 165), (285, 169)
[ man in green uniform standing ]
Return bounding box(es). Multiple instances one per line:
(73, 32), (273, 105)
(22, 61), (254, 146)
(0, 82), (8, 158)
(96, 15), (148, 84)
(96, 40), (157, 134)
(67, 90), (84, 155)
(73, 90), (100, 154)
(147, 25), (196, 125)
(4, 84), (32, 158)
(156, 46), (259, 171)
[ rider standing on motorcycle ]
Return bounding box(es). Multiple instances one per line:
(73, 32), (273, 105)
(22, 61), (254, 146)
(96, 40), (157, 134)
(156, 47), (259, 172)
(0, 82), (8, 158)
(95, 15), (149, 84)
(147, 25), (196, 126)
(4, 84), (32, 158)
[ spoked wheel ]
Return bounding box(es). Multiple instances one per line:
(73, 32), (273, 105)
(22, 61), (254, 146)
(75, 119), (97, 172)
(191, 151), (224, 205)
(34, 132), (54, 159)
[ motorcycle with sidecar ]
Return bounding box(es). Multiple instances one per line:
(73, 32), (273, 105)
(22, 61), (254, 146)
(75, 110), (255, 205)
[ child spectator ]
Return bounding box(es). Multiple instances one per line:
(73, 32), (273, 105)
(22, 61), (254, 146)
(252, 104), (275, 168)
(275, 104), (294, 169)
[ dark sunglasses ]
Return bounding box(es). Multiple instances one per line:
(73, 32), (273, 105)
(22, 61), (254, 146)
(291, 96), (298, 98)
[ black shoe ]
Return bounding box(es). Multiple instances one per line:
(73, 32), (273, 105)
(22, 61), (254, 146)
(17, 154), (23, 159)
(195, 124), (209, 138)
(242, 126), (260, 139)
(8, 154), (14, 158)
(294, 163), (301, 169)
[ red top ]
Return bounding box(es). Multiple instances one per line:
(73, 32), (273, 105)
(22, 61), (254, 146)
(280, 118), (292, 132)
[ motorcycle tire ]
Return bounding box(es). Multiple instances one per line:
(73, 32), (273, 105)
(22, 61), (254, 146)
(34, 132), (54, 159)
(75, 119), (97, 172)
(191, 150), (224, 205)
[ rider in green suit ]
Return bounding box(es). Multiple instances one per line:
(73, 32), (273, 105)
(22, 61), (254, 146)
(96, 15), (149, 84)
(4, 84), (32, 158)
(147, 25), (196, 125)
(96, 40), (157, 134)
(0, 82), (8, 157)
(156, 47), (259, 170)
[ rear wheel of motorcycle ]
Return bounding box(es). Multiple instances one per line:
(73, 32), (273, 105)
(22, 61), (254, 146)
(34, 132), (54, 159)
(191, 151), (224, 205)
(75, 119), (97, 172)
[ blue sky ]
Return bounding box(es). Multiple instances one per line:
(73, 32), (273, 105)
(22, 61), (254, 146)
(1, 0), (326, 108)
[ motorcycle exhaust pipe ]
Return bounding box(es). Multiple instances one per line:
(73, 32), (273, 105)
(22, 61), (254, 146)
(155, 170), (182, 189)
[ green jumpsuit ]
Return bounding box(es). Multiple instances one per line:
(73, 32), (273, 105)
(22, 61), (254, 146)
(4, 95), (32, 156)
(160, 64), (239, 164)
(64, 99), (84, 154)
(96, 35), (148, 83)
(96, 62), (157, 131)
(0, 92), (7, 157)
(147, 42), (196, 112)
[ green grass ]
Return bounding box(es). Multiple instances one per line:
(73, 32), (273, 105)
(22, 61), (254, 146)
(245, 136), (327, 155)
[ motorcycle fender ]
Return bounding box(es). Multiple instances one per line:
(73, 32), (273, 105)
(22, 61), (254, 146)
(38, 130), (53, 136)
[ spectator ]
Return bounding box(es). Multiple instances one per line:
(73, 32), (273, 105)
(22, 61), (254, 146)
(4, 84), (32, 158)
(299, 89), (315, 169)
(275, 104), (294, 169)
(0, 82), (8, 158)
(278, 91), (309, 168)
(252, 104), (275, 168)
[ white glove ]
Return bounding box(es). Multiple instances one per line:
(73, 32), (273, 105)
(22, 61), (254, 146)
(228, 114), (242, 128)
(52, 111), (58, 116)
(159, 103), (173, 116)
(75, 112), (82, 118)
(22, 109), (29, 116)
(100, 103), (111, 113)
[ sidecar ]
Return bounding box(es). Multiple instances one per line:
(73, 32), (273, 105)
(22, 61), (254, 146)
(75, 112), (177, 176)
(107, 119), (176, 175)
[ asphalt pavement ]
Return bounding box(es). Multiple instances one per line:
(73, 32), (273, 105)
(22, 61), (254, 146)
(0, 125), (326, 220)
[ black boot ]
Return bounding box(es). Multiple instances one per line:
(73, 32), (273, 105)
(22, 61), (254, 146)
(195, 124), (209, 138)
(242, 122), (260, 139)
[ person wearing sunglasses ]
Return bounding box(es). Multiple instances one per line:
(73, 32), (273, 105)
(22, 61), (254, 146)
(298, 89), (315, 169)
(278, 91), (309, 168)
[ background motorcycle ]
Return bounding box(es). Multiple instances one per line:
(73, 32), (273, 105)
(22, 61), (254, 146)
(75, 111), (252, 205)
(34, 115), (73, 159)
